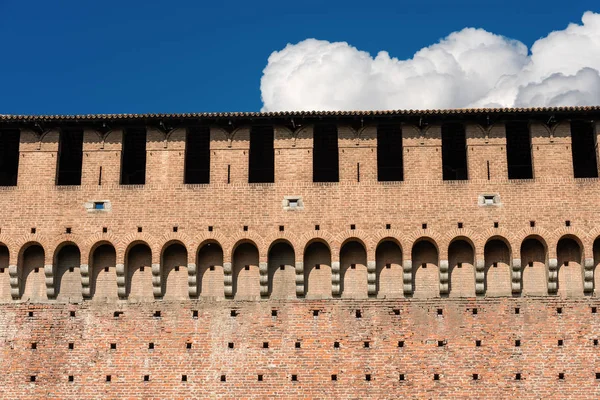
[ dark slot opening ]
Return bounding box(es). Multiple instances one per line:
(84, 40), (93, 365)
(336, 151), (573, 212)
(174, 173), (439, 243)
(441, 123), (468, 180)
(571, 120), (598, 178)
(185, 126), (210, 184)
(313, 124), (339, 182)
(120, 128), (146, 184)
(505, 121), (533, 179)
(249, 126), (274, 183)
(57, 129), (83, 185)
(377, 123), (403, 181)
(0, 129), (20, 186)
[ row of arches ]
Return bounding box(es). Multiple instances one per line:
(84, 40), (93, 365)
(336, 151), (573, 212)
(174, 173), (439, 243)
(0, 234), (598, 301)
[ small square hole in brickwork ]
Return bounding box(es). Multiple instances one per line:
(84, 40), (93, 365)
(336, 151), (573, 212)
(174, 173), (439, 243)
(140, 266), (145, 272)
(291, 375), (298, 382)
(258, 374), (263, 382)
(386, 224), (391, 230)
(529, 221), (535, 228)
(472, 308), (478, 315)
(144, 375), (149, 382)
(186, 342), (192, 349)
(472, 374), (479, 381)
(592, 307), (597, 314)
(182, 375), (187, 382)
(457, 262), (462, 268)
(114, 311), (123, 318)
(386, 263), (391, 269)
(208, 226), (213, 232)
(279, 225), (284, 232)
(34, 268), (39, 273)
(437, 309), (443, 316)
(331, 374), (337, 381)
(515, 373), (521, 380)
(350, 224), (356, 230)
(558, 339), (563, 346)
(0, 268), (3, 273)
(351, 264), (356, 269)
(31, 227), (36, 234)
(148, 343), (154, 350)
(422, 263), (427, 269)
(30, 376), (36, 382)
(476, 340), (481, 347)
(494, 222), (499, 228)
(364, 341), (370, 348)
(68, 343), (74, 350)
(596, 373), (600, 380)
(315, 264), (320, 270)
(27, 311), (34, 317)
(68, 375), (74, 382)
(110, 343), (117, 350)
(438, 340), (445, 347)
(153, 311), (161, 318)
(594, 339), (598, 346)
(334, 341), (340, 349)
(528, 261), (533, 267)
(398, 341), (404, 348)
(243, 226), (248, 231)
(399, 374), (405, 381)
(565, 220), (571, 227)
(279, 265), (285, 270)
(557, 307), (563, 314)
(393, 309), (400, 315)
(355, 310), (362, 318)
(70, 311), (75, 317)
(192, 310), (198, 318)
(295, 342), (301, 349)
(173, 226), (178, 232)
(106, 375), (111, 382)
(69, 267), (74, 273)
(365, 374), (371, 381)
(66, 227), (72, 234)
(558, 373), (565, 380)
(228, 342), (234, 349)
(137, 227), (142, 233)
(245, 265), (250, 271)
(313, 310), (319, 317)
(433, 374), (440, 381)
(515, 340), (521, 347)
(515, 307), (520, 314)
(31, 343), (37, 350)
(458, 222), (463, 229)
(422, 223), (427, 230)
(220, 375), (226, 382)
(564, 261), (569, 266)
(104, 267), (109, 272)
(263, 342), (269, 349)
(103, 227), (108, 233)
(315, 225), (320, 231)
(271, 309), (278, 317)
(209, 265), (215, 271)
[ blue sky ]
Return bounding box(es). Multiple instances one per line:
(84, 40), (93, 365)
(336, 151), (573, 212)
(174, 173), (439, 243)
(0, 0), (597, 114)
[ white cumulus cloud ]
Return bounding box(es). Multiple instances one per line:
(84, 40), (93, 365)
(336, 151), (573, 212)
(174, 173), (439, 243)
(260, 11), (600, 111)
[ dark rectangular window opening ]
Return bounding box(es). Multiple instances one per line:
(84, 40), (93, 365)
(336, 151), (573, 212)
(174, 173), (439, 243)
(249, 126), (274, 183)
(120, 128), (146, 185)
(505, 121), (533, 179)
(185, 126), (210, 184)
(313, 124), (339, 182)
(571, 120), (598, 178)
(56, 129), (83, 185)
(441, 123), (468, 180)
(377, 123), (403, 181)
(0, 129), (20, 186)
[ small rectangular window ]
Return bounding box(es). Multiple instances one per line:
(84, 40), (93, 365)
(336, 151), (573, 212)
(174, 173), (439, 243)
(57, 129), (83, 185)
(505, 122), (533, 179)
(185, 126), (210, 184)
(313, 124), (339, 182)
(120, 128), (146, 185)
(249, 126), (274, 183)
(0, 129), (20, 186)
(571, 120), (598, 178)
(441, 123), (468, 180)
(377, 124), (403, 181)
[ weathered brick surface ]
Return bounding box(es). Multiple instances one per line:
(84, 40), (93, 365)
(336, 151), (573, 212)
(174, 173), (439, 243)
(1, 113), (600, 398)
